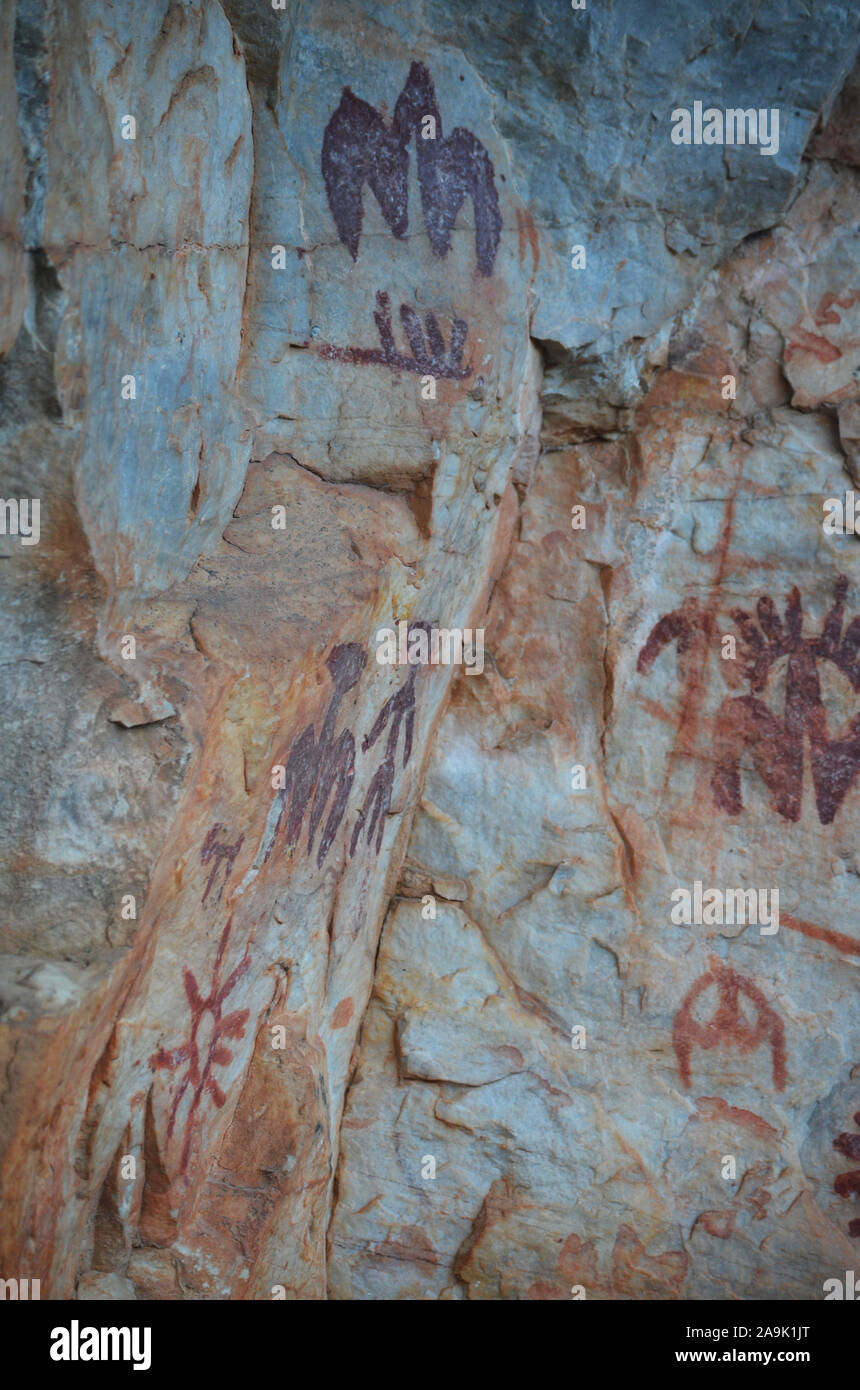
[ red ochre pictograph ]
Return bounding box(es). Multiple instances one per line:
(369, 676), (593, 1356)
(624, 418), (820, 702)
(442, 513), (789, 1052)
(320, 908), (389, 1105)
(834, 1111), (860, 1237)
(639, 576), (860, 824)
(673, 963), (787, 1092)
(149, 916), (251, 1172)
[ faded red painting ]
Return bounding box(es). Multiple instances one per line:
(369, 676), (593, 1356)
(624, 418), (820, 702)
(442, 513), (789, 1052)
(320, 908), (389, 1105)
(673, 964), (786, 1092)
(149, 916), (251, 1172)
(834, 1112), (860, 1237)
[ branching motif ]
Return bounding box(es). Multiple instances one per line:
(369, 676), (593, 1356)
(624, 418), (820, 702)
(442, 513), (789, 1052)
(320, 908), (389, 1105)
(712, 577), (860, 824)
(319, 291), (470, 379)
(149, 917), (251, 1172)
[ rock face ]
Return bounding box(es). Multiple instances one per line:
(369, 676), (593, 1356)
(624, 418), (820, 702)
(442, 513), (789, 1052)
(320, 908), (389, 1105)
(0, 0), (858, 1301)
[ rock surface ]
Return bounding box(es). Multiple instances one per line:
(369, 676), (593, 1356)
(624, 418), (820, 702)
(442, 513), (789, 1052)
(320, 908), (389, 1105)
(1, 0), (858, 1300)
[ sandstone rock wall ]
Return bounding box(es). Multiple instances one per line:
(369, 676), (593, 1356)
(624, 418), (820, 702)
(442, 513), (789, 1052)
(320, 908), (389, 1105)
(1, 0), (858, 1300)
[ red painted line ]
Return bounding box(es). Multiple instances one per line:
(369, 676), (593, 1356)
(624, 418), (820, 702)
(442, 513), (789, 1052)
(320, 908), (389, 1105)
(781, 911), (860, 958)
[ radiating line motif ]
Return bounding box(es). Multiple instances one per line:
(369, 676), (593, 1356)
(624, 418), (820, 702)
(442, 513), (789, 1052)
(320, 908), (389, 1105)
(638, 577), (860, 824)
(318, 291), (471, 379)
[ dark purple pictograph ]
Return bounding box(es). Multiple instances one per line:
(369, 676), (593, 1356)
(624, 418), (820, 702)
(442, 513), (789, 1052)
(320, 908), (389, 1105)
(712, 577), (860, 825)
(260, 633), (429, 868)
(266, 643), (366, 869)
(319, 290), (471, 379)
(322, 61), (502, 276)
(638, 576), (860, 824)
(200, 824), (245, 904)
(350, 626), (427, 856)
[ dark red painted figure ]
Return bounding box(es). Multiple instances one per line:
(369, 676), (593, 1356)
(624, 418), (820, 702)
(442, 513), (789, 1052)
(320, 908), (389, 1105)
(636, 596), (712, 675)
(712, 577), (860, 824)
(319, 290), (470, 379)
(673, 964), (787, 1092)
(350, 624), (427, 857)
(149, 916), (251, 1172)
(639, 577), (860, 824)
(200, 824), (245, 904)
(322, 61), (501, 276)
(834, 1111), (860, 1237)
(267, 643), (366, 869)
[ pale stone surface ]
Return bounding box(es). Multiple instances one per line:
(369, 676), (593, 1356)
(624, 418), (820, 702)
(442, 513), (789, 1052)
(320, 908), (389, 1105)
(331, 155), (860, 1301)
(0, 0), (858, 1302)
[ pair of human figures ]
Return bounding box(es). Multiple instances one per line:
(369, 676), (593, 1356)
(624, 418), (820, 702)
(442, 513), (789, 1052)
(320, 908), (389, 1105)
(265, 629), (427, 869)
(638, 576), (860, 825)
